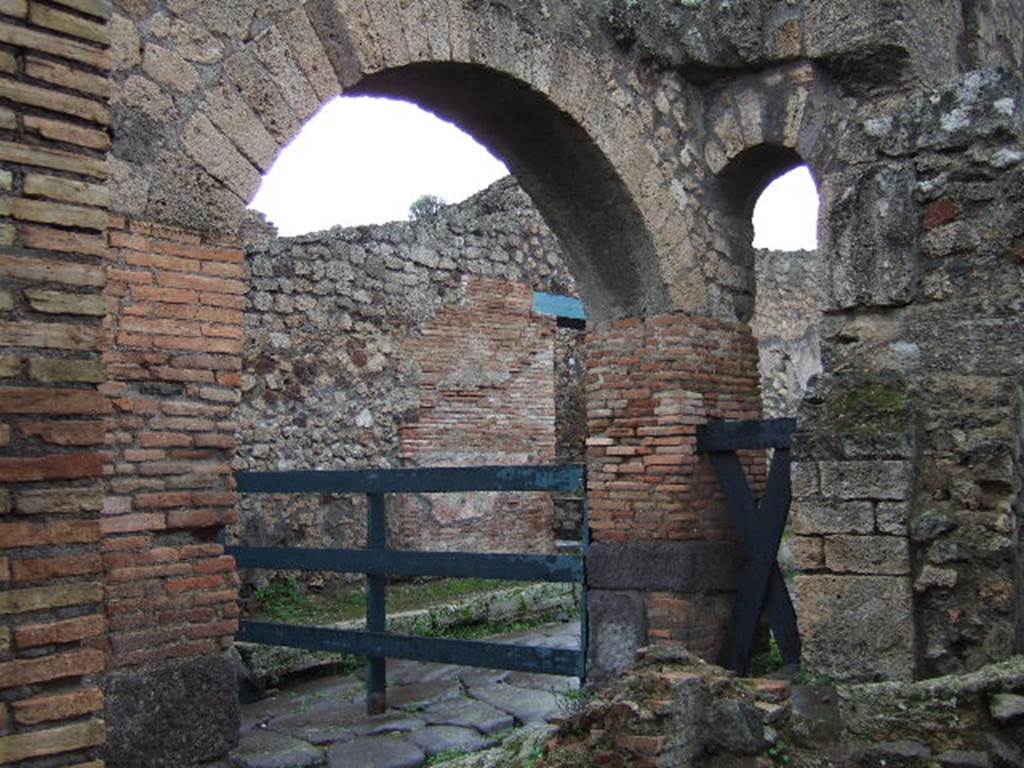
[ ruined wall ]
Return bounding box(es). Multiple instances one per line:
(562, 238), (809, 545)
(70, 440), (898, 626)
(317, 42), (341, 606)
(791, 69), (1024, 681)
(752, 248), (824, 419)
(236, 178), (578, 567)
(2, 1), (1023, 764)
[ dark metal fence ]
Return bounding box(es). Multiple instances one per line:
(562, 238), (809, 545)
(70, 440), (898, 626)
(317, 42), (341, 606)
(228, 464), (588, 713)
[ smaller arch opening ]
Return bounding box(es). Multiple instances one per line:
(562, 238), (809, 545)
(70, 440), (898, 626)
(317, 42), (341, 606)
(752, 166), (819, 252)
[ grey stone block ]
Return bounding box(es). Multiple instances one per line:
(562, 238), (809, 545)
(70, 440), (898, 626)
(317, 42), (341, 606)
(795, 575), (914, 682)
(326, 735), (424, 768)
(824, 535), (910, 575)
(791, 461), (820, 497)
(229, 731), (322, 768)
(586, 590), (648, 684)
(421, 698), (515, 734)
(821, 164), (920, 311)
(990, 693), (1024, 724)
(408, 725), (499, 756)
(819, 460), (913, 500)
(851, 740), (932, 767)
(586, 540), (741, 592)
(466, 683), (561, 725)
(103, 653), (240, 768)
(791, 499), (874, 535)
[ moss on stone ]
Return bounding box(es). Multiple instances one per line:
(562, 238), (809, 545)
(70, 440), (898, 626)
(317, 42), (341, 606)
(826, 379), (916, 434)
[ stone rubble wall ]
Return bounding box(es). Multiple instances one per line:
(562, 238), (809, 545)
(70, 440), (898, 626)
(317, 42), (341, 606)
(236, 178), (579, 570)
(2, 0), (1023, 764)
(790, 69), (1024, 682)
(540, 644), (1024, 768)
(752, 249), (824, 420)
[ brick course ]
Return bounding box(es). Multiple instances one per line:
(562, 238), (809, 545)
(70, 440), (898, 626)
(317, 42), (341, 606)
(585, 312), (764, 650)
(0, 3), (111, 763)
(101, 219), (241, 676)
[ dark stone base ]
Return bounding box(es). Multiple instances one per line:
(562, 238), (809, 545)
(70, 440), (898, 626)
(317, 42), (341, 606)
(103, 653), (240, 768)
(587, 540), (741, 591)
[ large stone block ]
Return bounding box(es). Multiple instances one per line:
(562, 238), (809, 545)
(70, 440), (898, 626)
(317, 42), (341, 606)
(821, 165), (919, 311)
(804, 0), (960, 89)
(819, 460), (913, 501)
(824, 535), (910, 575)
(795, 574), (914, 682)
(790, 499), (873, 535)
(587, 541), (741, 592)
(586, 590), (648, 684)
(102, 653), (239, 768)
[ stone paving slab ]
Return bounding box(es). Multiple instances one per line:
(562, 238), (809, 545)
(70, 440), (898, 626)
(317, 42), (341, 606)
(409, 725), (500, 756)
(504, 671), (579, 693)
(265, 710), (357, 746)
(455, 667), (510, 687)
(230, 730), (322, 768)
(387, 679), (462, 710)
(231, 622), (581, 768)
(326, 735), (424, 768)
(268, 700), (425, 742)
(467, 683), (563, 724)
(421, 698), (515, 734)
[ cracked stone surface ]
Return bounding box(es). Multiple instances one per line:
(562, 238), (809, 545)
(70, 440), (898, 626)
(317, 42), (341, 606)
(326, 735), (425, 768)
(230, 730), (322, 768)
(229, 622), (580, 768)
(409, 726), (500, 756)
(467, 684), (563, 725)
(421, 698), (515, 734)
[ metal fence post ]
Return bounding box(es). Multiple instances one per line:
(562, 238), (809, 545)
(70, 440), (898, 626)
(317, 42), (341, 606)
(366, 492), (387, 714)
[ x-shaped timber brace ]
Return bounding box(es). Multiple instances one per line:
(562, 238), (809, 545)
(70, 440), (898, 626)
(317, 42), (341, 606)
(696, 418), (801, 674)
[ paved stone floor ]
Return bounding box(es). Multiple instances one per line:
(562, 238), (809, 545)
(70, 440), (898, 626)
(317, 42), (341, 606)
(225, 622), (580, 768)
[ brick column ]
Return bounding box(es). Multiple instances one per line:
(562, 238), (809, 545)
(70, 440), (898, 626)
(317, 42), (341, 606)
(584, 312), (763, 680)
(98, 220), (244, 765)
(0, 2), (112, 765)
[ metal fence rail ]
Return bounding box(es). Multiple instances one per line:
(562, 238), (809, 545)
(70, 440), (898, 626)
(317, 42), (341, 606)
(229, 463), (588, 714)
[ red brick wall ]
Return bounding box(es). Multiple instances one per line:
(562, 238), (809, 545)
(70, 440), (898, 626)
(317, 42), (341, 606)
(0, 3), (113, 764)
(586, 312), (764, 658)
(100, 219), (242, 669)
(397, 276), (558, 554)
(587, 313), (764, 542)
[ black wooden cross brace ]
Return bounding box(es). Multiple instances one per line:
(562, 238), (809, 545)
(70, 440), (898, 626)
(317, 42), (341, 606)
(696, 418), (801, 675)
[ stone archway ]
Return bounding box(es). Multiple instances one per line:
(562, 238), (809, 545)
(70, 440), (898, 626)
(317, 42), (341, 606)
(4, 1), (1022, 765)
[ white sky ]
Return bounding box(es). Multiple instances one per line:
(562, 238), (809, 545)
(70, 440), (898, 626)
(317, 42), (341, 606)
(250, 96), (818, 250)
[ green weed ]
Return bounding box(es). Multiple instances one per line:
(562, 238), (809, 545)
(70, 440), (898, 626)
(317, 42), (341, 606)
(425, 749), (470, 765)
(748, 634), (785, 676)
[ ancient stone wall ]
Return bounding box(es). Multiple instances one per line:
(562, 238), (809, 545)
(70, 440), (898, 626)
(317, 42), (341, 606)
(790, 69), (1024, 682)
(3, 1), (1023, 764)
(235, 178), (578, 568)
(752, 248), (824, 419)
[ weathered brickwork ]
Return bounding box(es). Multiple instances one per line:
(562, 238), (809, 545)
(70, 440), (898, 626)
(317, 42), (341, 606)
(585, 312), (764, 670)
(0, 1), (112, 765)
(397, 277), (557, 554)
(98, 219), (241, 764)
(587, 314), (764, 543)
